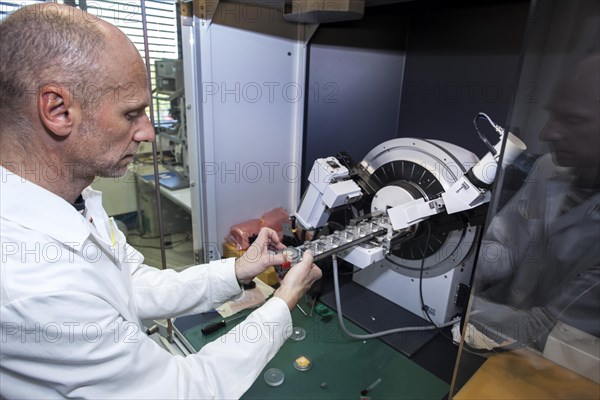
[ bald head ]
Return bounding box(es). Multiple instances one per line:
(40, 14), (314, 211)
(554, 54), (600, 104)
(0, 3), (141, 137)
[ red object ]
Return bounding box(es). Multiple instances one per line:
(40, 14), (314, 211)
(260, 207), (289, 240)
(225, 207), (290, 250)
(224, 219), (262, 250)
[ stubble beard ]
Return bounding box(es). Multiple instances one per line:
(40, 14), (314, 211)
(70, 114), (131, 181)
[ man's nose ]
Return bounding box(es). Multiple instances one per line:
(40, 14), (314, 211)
(539, 118), (562, 142)
(134, 113), (155, 143)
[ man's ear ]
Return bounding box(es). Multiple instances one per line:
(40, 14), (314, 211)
(38, 84), (81, 137)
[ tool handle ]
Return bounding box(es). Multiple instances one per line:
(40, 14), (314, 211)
(201, 320), (226, 335)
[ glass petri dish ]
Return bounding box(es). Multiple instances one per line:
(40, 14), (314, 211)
(289, 326), (306, 341)
(264, 368), (285, 387)
(293, 355), (312, 371)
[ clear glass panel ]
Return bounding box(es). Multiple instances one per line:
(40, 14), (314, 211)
(451, 1), (600, 398)
(83, 1), (196, 271)
(128, 2), (195, 271)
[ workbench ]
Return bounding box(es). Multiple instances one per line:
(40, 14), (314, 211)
(180, 297), (450, 399)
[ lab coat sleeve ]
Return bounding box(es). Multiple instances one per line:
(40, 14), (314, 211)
(469, 295), (556, 350)
(128, 250), (242, 320)
(470, 266), (600, 351)
(474, 157), (550, 299)
(544, 265), (600, 337)
(0, 291), (292, 399)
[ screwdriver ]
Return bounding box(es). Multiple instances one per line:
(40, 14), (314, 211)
(201, 313), (248, 335)
(360, 378), (382, 396)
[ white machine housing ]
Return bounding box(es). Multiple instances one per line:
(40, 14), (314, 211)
(296, 157), (362, 229)
(349, 138), (481, 324)
(295, 133), (526, 325)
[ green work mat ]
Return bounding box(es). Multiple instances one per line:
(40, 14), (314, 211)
(183, 301), (449, 399)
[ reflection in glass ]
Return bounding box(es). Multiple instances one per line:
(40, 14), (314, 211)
(452, 1), (600, 397)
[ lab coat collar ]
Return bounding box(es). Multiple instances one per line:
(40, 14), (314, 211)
(1, 166), (93, 250)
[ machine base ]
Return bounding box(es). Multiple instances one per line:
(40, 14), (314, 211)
(353, 258), (474, 326)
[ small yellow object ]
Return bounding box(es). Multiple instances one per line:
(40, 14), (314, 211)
(293, 355), (312, 371)
(295, 356), (310, 367)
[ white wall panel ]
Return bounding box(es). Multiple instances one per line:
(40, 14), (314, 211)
(187, 3), (311, 258)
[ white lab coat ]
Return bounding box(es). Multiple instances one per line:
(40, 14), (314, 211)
(470, 154), (600, 348)
(0, 166), (292, 399)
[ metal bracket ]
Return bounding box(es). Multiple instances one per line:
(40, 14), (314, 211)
(193, 0), (220, 29)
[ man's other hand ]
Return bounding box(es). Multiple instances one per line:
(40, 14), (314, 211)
(274, 251), (322, 310)
(234, 227), (286, 284)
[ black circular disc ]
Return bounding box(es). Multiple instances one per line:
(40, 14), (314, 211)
(367, 161), (447, 260)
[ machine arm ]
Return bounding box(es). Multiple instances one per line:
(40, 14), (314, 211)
(296, 114), (526, 235)
(291, 116), (526, 325)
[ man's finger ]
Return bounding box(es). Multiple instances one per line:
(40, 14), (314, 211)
(268, 253), (286, 266)
(266, 228), (281, 244)
(311, 265), (323, 280)
(301, 250), (314, 265)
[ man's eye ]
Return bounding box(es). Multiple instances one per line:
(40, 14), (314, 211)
(566, 116), (584, 124)
(559, 115), (585, 125)
(125, 112), (138, 120)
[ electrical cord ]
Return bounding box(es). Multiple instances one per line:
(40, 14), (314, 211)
(418, 222), (438, 328)
(415, 223), (496, 355)
(462, 276), (600, 356)
(129, 240), (191, 250)
(474, 112), (504, 156)
(128, 233), (192, 249)
(313, 228), (321, 241)
(332, 254), (459, 340)
(288, 216), (302, 246)
(416, 222), (466, 348)
(127, 231), (190, 240)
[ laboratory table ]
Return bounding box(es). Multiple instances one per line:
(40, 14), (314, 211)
(180, 292), (451, 400)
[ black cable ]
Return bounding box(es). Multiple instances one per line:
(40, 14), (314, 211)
(130, 239), (191, 250)
(288, 216), (299, 246)
(418, 222), (461, 346)
(414, 222), (525, 355)
(416, 224), (508, 356)
(127, 231), (190, 240)
(326, 220), (346, 231)
(337, 269), (357, 276)
(312, 228), (321, 241)
(473, 113), (499, 155)
(418, 222), (437, 326)
(128, 234), (192, 249)
(332, 255), (458, 340)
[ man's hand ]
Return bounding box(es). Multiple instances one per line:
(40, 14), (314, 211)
(234, 227), (286, 284)
(274, 251), (322, 310)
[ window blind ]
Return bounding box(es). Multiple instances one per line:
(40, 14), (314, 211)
(1, 0), (179, 119)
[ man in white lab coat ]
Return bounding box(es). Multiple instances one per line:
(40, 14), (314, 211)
(467, 54), (600, 351)
(0, 3), (321, 398)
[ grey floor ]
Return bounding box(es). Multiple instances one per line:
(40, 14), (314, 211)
(126, 230), (196, 271)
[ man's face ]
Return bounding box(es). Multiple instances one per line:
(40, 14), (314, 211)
(69, 51), (154, 179)
(539, 63), (600, 169)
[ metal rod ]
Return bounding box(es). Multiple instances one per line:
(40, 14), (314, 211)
(296, 304), (308, 317)
(140, 0), (167, 270)
(311, 229), (387, 263)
